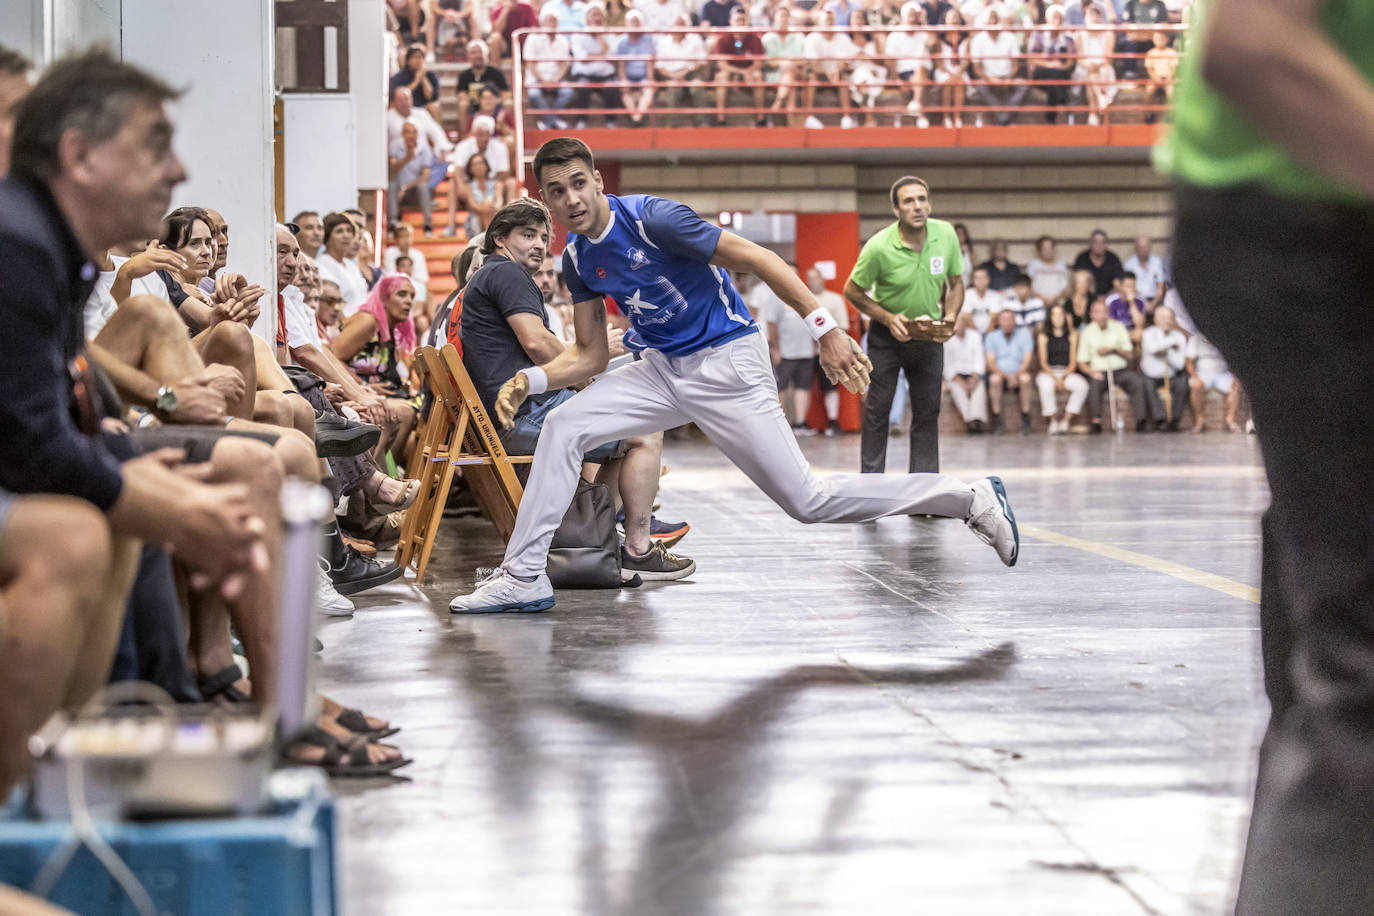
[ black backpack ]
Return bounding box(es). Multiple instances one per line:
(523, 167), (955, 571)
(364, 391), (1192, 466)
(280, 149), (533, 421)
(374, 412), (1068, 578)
(547, 479), (641, 588)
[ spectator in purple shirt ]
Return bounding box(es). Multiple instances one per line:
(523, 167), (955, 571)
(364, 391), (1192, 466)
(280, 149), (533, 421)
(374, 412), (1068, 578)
(1104, 270), (1146, 342)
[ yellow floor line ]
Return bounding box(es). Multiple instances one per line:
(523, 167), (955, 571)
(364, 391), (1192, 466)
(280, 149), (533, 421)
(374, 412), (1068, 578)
(1021, 524), (1261, 604)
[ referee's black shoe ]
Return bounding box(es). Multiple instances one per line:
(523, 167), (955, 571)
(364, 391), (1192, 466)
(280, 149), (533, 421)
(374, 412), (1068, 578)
(327, 547), (404, 595)
(314, 411), (381, 458)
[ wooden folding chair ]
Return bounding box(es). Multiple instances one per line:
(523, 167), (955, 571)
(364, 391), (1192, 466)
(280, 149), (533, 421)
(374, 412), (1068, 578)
(395, 344), (532, 581)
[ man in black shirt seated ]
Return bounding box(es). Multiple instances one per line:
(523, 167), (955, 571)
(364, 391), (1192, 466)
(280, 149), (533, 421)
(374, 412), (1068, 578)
(460, 200), (694, 581)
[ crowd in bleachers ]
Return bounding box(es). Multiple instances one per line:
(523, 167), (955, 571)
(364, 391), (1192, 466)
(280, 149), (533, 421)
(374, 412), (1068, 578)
(384, 0), (1191, 139)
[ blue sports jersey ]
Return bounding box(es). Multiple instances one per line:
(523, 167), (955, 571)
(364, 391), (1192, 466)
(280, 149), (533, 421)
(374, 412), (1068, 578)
(561, 194), (757, 356)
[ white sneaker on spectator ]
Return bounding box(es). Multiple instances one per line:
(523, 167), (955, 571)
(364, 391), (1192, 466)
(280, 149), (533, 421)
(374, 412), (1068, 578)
(907, 99), (923, 112)
(840, 115), (857, 129)
(804, 115), (824, 129)
(916, 116), (930, 128)
(974, 114), (984, 127)
(893, 115), (904, 127)
(535, 119), (549, 130)
(450, 568), (554, 614)
(1088, 113), (1101, 125)
(316, 561), (355, 617)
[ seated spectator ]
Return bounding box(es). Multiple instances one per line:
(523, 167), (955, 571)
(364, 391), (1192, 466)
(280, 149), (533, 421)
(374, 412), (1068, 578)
(385, 222), (430, 302)
(447, 116), (515, 236)
(1056, 267), (1095, 326)
(978, 239), (1021, 291)
(702, 0), (743, 28)
(759, 264), (817, 435)
(316, 211), (372, 313)
(846, 9), (890, 127)
(455, 39), (510, 135)
(942, 311), (989, 433)
(1142, 29), (1178, 119)
(1077, 296), (1146, 432)
(543, 0), (590, 29)
(873, 0), (905, 25)
(984, 309), (1035, 434)
(85, 244), (172, 340)
(1005, 273), (1046, 328)
(1072, 228), (1123, 297)
(955, 221), (975, 284)
(488, 0), (541, 63)
(961, 0), (1010, 25)
(385, 86), (451, 164)
(763, 6), (807, 127)
(922, 0), (956, 23)
(1104, 270), (1146, 340)
(462, 153), (506, 236)
(570, 3), (623, 128)
(967, 8), (1028, 125)
(617, 11), (657, 125)
(1074, 4), (1118, 123)
(1138, 303), (1187, 430)
(715, 5), (767, 125)
(641, 0), (689, 29)
(433, 0), (471, 61)
(656, 14), (710, 123)
(355, 226), (384, 291)
(459, 200), (694, 577)
(316, 279), (346, 343)
(885, 3), (933, 127)
(1035, 302), (1089, 433)
(1026, 5), (1077, 122)
(525, 9), (575, 128)
(803, 8), (858, 128)
(330, 277), (420, 462)
(605, 0), (630, 28)
(828, 0), (860, 25)
(390, 43), (442, 119)
(387, 122), (437, 236)
(294, 210), (325, 259)
(1026, 234), (1070, 303)
(1123, 234), (1168, 309)
(465, 85), (517, 174)
(1186, 329), (1241, 433)
(1063, 0), (1114, 25)
(931, 8), (969, 127)
(963, 264), (1004, 333)
(1118, 0), (1168, 78)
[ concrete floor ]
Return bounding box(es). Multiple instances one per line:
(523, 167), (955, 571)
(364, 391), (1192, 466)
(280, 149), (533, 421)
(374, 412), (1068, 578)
(319, 429), (1269, 916)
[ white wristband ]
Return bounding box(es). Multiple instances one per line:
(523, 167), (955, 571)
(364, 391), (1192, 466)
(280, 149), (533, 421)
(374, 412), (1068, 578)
(521, 366), (549, 395)
(805, 308), (839, 341)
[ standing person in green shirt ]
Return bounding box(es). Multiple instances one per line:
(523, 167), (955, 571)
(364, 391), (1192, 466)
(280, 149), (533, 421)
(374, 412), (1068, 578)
(1161, 2), (1374, 913)
(844, 175), (965, 473)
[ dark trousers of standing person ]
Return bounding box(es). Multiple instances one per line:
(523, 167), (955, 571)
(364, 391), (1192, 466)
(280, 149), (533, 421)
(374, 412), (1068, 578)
(1085, 367), (1147, 424)
(861, 322), (943, 473)
(1174, 183), (1374, 916)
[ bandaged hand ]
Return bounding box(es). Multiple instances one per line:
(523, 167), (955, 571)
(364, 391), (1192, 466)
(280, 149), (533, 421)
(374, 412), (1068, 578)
(818, 332), (873, 395)
(494, 372), (531, 429)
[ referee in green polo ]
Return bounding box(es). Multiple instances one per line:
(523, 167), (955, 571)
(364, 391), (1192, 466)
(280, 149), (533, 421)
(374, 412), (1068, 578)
(844, 175), (964, 474)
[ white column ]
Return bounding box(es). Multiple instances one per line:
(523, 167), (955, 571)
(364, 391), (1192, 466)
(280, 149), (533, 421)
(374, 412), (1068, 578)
(0, 0), (120, 68)
(121, 0), (277, 341)
(283, 93), (359, 218)
(350, 0), (387, 191)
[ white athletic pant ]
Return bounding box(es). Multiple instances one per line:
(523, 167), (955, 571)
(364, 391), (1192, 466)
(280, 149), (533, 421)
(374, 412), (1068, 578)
(503, 332), (976, 577)
(1035, 369), (1089, 416)
(945, 378), (989, 423)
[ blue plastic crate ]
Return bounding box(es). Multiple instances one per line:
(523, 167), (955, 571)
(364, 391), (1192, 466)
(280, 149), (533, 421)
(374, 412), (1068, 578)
(0, 771), (336, 916)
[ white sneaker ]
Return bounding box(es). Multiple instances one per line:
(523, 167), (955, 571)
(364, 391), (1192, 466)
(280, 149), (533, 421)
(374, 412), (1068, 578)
(316, 561), (355, 617)
(974, 114), (984, 127)
(840, 115), (857, 129)
(916, 116), (930, 128)
(906, 99), (923, 112)
(966, 477), (1019, 567)
(804, 115), (824, 129)
(893, 115), (904, 127)
(450, 568), (555, 614)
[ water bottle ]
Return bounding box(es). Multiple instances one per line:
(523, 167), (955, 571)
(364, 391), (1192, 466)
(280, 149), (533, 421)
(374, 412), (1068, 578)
(1115, 415), (1125, 434)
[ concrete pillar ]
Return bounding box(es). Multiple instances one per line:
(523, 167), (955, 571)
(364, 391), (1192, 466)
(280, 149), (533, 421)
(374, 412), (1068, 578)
(0, 0), (119, 67)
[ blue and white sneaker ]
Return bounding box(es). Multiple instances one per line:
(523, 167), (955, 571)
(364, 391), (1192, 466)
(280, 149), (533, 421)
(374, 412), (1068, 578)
(966, 476), (1019, 567)
(449, 568), (555, 614)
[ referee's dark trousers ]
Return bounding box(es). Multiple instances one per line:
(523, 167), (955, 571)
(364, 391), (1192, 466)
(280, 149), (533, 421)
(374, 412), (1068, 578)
(860, 321), (943, 473)
(1174, 183), (1374, 916)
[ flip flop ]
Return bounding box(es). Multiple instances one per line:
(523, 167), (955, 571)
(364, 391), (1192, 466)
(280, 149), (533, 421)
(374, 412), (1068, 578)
(284, 726), (411, 778)
(336, 707), (401, 740)
(197, 664), (250, 705)
(369, 478), (420, 512)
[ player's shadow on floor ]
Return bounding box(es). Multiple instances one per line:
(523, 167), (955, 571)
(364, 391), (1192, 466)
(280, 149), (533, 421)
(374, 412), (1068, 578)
(556, 642), (1018, 916)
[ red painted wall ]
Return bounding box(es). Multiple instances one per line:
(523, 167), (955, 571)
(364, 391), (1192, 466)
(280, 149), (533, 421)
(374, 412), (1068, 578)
(794, 212), (864, 432)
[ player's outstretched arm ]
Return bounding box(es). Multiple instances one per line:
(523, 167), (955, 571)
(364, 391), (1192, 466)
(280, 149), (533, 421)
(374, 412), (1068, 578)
(493, 296), (612, 427)
(712, 231), (872, 393)
(1203, 0), (1374, 198)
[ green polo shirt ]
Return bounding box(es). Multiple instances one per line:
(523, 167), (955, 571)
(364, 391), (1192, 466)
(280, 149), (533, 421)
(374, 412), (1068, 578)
(849, 218), (963, 321)
(1157, 0), (1374, 204)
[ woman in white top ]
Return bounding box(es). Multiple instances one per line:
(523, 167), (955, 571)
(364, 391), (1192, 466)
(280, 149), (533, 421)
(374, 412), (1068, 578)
(883, 2), (932, 126)
(1074, 3), (1117, 123)
(846, 8), (890, 126)
(654, 13), (708, 122)
(931, 6), (969, 127)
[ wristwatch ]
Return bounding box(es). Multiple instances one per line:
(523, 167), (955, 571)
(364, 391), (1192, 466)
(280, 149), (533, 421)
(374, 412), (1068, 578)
(154, 384), (178, 419)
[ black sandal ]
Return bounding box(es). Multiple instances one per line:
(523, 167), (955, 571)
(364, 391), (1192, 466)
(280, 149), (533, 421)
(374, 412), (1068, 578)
(284, 726), (411, 778)
(335, 707), (401, 740)
(197, 664), (250, 705)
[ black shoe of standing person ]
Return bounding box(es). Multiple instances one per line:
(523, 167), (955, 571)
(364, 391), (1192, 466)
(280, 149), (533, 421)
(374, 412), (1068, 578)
(1136, 418), (1150, 433)
(990, 413), (1005, 435)
(1020, 412), (1032, 435)
(313, 411), (381, 458)
(327, 546), (404, 596)
(1091, 421), (1103, 434)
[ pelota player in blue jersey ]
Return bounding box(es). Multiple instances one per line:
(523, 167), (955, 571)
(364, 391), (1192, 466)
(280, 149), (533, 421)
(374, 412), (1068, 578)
(449, 138), (1018, 614)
